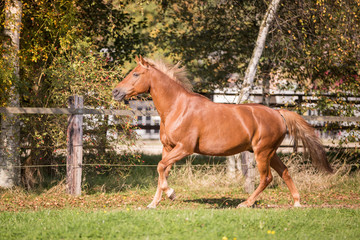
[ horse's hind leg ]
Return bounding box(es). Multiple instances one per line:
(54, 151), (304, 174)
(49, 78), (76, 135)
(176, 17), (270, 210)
(238, 150), (274, 208)
(270, 154), (301, 207)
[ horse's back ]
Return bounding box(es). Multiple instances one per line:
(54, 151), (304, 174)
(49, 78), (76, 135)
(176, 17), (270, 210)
(187, 96), (286, 155)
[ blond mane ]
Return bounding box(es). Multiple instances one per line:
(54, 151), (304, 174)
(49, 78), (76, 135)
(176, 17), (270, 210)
(144, 57), (193, 92)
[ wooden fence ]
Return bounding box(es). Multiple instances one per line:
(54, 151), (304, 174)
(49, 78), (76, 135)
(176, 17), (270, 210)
(0, 95), (157, 196)
(1, 95), (359, 196)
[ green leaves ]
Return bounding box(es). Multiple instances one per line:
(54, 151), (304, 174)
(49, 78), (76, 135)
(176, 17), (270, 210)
(0, 0), (144, 187)
(134, 0), (268, 92)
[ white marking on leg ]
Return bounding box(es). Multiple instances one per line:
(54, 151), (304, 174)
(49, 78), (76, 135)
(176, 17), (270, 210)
(147, 203), (157, 209)
(166, 188), (176, 200)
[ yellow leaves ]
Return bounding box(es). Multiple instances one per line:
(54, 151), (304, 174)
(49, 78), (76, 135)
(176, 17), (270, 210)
(31, 55), (38, 63)
(149, 29), (160, 38)
(316, 0), (324, 6)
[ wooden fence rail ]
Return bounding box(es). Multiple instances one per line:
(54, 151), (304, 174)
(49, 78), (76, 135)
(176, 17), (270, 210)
(0, 96), (156, 195)
(1, 107), (358, 122)
(0, 107), (159, 117)
(1, 95), (359, 195)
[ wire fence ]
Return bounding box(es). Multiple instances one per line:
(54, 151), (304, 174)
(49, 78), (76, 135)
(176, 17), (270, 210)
(1, 100), (359, 194)
(1, 162), (358, 169)
(0, 163), (231, 168)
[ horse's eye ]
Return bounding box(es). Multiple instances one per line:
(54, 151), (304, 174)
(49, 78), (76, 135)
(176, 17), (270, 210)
(133, 72), (140, 77)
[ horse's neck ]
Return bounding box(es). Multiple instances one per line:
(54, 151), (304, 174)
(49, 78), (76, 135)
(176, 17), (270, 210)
(150, 72), (188, 119)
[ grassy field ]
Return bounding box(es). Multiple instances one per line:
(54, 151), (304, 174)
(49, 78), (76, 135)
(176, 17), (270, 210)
(1, 208), (359, 239)
(1, 154), (359, 239)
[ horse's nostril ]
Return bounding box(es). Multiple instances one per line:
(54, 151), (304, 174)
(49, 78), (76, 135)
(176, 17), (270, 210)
(112, 88), (126, 101)
(112, 89), (119, 96)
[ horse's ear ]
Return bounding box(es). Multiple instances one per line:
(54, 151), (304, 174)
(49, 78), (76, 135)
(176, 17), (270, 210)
(138, 55), (149, 69)
(139, 55), (145, 63)
(135, 55), (140, 63)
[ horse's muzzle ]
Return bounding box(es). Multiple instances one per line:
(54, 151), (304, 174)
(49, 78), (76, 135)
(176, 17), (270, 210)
(112, 88), (126, 101)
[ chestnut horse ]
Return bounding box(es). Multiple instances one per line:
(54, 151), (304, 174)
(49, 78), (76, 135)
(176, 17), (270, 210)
(113, 56), (332, 208)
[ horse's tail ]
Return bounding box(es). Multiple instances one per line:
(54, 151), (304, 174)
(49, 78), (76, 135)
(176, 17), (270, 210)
(278, 109), (333, 173)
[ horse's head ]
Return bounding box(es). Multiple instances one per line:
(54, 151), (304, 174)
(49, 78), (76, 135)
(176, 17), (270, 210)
(113, 56), (151, 101)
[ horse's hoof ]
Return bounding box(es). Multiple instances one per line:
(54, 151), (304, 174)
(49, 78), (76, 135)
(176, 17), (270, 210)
(293, 202), (302, 208)
(167, 188), (176, 201)
(147, 203), (157, 209)
(237, 202), (250, 208)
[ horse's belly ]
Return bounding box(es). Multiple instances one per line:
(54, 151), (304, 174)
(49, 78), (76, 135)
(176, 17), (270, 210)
(195, 144), (250, 156)
(195, 126), (252, 156)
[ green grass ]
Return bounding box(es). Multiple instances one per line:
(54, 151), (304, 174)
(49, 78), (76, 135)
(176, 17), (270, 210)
(1, 208), (359, 240)
(1, 154), (359, 239)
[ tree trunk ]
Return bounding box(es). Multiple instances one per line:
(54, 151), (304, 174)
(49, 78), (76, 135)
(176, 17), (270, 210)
(0, 0), (22, 188)
(228, 0), (281, 192)
(237, 0), (281, 104)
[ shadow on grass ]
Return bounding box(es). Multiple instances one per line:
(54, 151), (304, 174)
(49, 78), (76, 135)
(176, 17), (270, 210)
(183, 197), (262, 208)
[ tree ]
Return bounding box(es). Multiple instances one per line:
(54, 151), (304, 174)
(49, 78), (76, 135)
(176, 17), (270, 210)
(1, 0), (144, 188)
(237, 0), (281, 103)
(265, 0), (360, 115)
(0, 0), (22, 187)
(227, 0), (281, 189)
(141, 0), (267, 92)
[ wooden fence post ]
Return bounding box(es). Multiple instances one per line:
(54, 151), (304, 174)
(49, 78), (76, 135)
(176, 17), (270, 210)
(226, 155), (236, 179)
(240, 151), (255, 194)
(66, 95), (83, 196)
(226, 152), (255, 194)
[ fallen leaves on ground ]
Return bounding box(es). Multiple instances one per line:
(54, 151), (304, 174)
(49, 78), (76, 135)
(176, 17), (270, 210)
(1, 185), (359, 212)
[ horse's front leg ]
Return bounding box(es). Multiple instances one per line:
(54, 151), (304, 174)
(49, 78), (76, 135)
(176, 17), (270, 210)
(164, 164), (176, 200)
(147, 144), (190, 208)
(146, 148), (168, 209)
